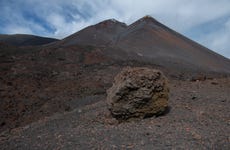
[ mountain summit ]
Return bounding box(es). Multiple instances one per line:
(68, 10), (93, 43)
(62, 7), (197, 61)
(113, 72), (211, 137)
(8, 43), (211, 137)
(136, 15), (162, 24)
(60, 19), (127, 46)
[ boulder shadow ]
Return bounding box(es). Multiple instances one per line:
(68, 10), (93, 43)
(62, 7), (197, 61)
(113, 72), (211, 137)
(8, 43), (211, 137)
(143, 106), (171, 119)
(156, 106), (171, 117)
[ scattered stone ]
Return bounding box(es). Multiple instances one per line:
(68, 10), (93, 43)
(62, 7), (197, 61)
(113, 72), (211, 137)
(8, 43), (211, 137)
(190, 75), (206, 82)
(211, 81), (218, 85)
(106, 67), (169, 121)
(192, 96), (197, 100)
(7, 82), (13, 86)
(64, 106), (71, 111)
(0, 122), (6, 127)
(221, 99), (226, 103)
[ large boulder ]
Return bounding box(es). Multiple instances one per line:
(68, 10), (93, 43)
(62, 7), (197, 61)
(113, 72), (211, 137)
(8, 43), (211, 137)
(107, 67), (169, 121)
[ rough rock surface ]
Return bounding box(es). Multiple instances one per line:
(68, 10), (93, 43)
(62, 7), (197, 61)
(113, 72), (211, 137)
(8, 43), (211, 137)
(107, 67), (169, 121)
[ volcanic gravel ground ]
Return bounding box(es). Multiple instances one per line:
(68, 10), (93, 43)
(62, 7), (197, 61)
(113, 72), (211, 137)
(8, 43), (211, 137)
(0, 78), (229, 149)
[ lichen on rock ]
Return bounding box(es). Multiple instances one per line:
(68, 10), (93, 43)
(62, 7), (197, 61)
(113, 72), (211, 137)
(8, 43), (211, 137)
(107, 67), (169, 121)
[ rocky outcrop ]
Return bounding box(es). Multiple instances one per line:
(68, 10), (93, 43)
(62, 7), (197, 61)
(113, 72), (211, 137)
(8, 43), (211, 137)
(107, 67), (169, 121)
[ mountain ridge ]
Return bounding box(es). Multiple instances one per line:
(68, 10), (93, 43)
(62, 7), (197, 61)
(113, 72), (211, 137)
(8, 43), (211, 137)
(0, 16), (229, 75)
(0, 34), (59, 46)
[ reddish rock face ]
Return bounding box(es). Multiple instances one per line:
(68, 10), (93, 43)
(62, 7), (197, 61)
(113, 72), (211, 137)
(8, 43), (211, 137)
(107, 67), (169, 121)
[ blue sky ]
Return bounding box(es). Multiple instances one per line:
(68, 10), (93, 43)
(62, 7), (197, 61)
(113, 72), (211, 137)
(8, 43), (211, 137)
(0, 0), (230, 58)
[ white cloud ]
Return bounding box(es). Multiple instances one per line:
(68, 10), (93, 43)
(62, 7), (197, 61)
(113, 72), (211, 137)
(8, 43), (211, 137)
(4, 25), (33, 35)
(46, 13), (93, 38)
(198, 18), (230, 58)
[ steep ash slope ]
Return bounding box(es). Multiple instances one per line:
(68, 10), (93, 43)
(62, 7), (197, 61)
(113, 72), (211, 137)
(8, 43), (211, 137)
(112, 16), (230, 73)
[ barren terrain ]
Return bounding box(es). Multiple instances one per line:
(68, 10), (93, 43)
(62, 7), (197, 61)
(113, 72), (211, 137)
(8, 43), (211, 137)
(0, 78), (229, 149)
(0, 16), (229, 149)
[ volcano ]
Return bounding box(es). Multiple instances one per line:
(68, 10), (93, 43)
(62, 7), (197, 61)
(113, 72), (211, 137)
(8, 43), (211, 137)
(0, 15), (230, 149)
(55, 15), (230, 75)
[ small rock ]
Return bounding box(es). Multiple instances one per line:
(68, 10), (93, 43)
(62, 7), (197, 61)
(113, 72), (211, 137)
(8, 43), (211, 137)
(106, 67), (169, 121)
(211, 81), (218, 85)
(0, 122), (6, 127)
(192, 96), (197, 100)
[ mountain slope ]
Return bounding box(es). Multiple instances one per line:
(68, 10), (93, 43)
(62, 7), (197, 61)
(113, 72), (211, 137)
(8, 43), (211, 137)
(58, 16), (230, 74)
(0, 34), (59, 46)
(108, 16), (230, 73)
